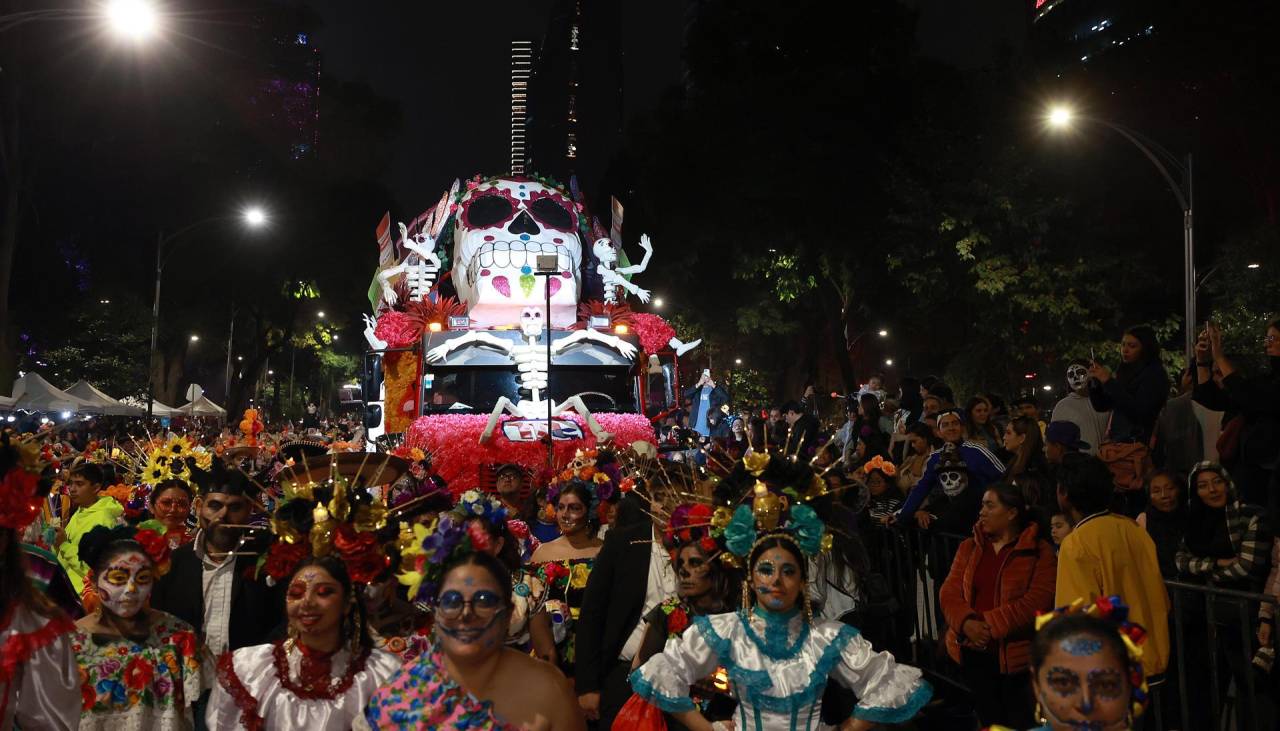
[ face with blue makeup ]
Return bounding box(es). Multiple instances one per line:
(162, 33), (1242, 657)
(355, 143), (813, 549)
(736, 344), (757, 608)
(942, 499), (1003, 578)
(750, 541), (804, 614)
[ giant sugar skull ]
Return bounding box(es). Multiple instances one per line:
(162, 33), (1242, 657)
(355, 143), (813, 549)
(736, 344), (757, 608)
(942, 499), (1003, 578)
(451, 177), (583, 328)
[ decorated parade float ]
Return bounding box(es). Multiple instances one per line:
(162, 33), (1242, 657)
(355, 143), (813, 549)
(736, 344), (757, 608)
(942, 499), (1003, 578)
(360, 173), (700, 493)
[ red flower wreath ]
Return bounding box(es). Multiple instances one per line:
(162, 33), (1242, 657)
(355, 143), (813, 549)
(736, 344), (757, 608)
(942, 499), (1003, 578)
(263, 542), (309, 581)
(666, 606), (690, 635)
(133, 528), (172, 576)
(333, 524), (387, 585)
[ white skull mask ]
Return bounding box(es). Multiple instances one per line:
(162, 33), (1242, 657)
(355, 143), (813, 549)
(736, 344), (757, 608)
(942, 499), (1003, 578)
(519, 307), (545, 339)
(95, 550), (154, 619)
(451, 177), (583, 328)
(592, 237), (618, 265)
(938, 470), (968, 497)
(1066, 364), (1089, 392)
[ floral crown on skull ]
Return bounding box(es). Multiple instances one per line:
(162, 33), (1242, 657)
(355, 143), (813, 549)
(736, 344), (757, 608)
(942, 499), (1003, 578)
(546, 448), (621, 518)
(1035, 595), (1151, 719)
(78, 521), (173, 612)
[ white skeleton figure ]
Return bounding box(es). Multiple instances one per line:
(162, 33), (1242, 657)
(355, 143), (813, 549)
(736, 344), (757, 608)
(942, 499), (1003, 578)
(593, 234), (701, 356)
(362, 314), (387, 350)
(377, 222), (442, 307)
(594, 234), (653, 305)
(426, 308), (638, 444)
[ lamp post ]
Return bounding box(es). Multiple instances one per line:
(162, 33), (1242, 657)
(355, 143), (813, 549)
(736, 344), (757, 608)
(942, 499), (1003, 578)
(0, 0), (160, 35)
(147, 207), (267, 417)
(1046, 105), (1196, 361)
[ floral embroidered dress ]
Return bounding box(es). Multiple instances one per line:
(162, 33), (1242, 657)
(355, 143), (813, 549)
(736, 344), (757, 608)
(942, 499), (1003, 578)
(531, 557), (593, 673)
(206, 639), (400, 731)
(630, 607), (932, 731)
(0, 603), (80, 731)
(71, 611), (204, 731)
(361, 643), (521, 731)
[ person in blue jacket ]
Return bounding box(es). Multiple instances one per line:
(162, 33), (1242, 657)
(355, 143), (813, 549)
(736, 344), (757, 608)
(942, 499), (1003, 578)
(891, 409), (1006, 533)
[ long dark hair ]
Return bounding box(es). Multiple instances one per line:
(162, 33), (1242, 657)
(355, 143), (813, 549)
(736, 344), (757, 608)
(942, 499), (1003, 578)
(1118, 324), (1162, 382)
(858, 394), (883, 434)
(288, 555), (372, 653)
(964, 396), (999, 443)
(463, 515), (522, 573)
(1007, 416), (1046, 477)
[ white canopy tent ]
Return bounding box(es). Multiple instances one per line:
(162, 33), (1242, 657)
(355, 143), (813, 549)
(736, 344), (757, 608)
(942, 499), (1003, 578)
(177, 394), (227, 418)
(64, 381), (145, 417)
(10, 373), (101, 413)
(119, 396), (179, 417)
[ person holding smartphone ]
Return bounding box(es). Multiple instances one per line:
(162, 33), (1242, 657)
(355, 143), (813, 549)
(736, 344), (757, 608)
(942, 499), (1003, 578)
(684, 369), (728, 438)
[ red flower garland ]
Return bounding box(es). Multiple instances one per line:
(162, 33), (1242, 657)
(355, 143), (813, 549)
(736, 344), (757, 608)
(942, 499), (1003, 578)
(272, 640), (370, 700)
(0, 468), (42, 531)
(263, 541), (309, 581)
(333, 525), (387, 585)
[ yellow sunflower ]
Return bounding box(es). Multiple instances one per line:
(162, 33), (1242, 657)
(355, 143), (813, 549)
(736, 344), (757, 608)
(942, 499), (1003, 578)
(164, 436), (194, 461)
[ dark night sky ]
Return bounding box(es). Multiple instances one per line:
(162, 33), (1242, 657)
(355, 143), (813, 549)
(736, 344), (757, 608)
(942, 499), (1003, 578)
(302, 0), (688, 213)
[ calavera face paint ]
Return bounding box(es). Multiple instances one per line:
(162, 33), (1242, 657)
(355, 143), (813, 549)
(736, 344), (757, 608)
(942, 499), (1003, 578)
(1067, 364), (1089, 392)
(675, 544), (713, 600)
(96, 550), (154, 619)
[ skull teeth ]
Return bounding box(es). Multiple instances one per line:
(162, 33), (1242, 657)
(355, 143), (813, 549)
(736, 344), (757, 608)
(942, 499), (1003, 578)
(469, 241), (579, 282)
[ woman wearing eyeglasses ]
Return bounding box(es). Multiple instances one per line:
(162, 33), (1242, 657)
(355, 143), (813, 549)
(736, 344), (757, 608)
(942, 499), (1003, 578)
(363, 550), (586, 730)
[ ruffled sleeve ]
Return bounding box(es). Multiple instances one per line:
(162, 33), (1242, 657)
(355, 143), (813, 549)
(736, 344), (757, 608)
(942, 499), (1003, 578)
(10, 610), (80, 731)
(828, 629), (932, 724)
(627, 617), (723, 713)
(206, 645), (272, 731)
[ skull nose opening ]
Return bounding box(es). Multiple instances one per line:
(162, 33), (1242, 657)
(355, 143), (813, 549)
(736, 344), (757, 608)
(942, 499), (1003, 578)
(508, 211), (541, 236)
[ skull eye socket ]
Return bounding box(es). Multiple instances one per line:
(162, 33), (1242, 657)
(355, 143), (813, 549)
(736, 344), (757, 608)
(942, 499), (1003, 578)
(465, 194), (515, 228)
(529, 197), (575, 232)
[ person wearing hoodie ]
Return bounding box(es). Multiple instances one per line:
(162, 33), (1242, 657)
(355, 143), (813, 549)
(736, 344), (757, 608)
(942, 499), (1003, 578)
(1051, 360), (1109, 457)
(939, 482), (1056, 729)
(1174, 462), (1274, 727)
(892, 409), (1006, 532)
(54, 462), (123, 597)
(1193, 319), (1280, 509)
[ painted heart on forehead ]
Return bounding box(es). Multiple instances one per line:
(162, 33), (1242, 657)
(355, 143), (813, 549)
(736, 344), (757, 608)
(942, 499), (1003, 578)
(451, 177), (584, 328)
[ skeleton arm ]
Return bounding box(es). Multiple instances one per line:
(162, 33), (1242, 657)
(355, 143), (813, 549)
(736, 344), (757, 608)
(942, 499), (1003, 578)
(552, 330), (639, 360)
(376, 262), (409, 306)
(615, 233), (654, 276)
(597, 264), (651, 304)
(363, 314), (387, 350)
(425, 332), (514, 363)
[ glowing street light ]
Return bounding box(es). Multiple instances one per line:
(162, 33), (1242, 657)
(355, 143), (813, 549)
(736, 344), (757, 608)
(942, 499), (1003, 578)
(1042, 384), (1054, 392)
(734, 358), (743, 365)
(1247, 262), (1262, 269)
(884, 358), (894, 366)
(877, 329), (889, 338)
(653, 297), (665, 309)
(189, 334), (199, 342)
(103, 0), (159, 41)
(1047, 105), (1074, 129)
(317, 311), (326, 319)
(243, 207), (268, 227)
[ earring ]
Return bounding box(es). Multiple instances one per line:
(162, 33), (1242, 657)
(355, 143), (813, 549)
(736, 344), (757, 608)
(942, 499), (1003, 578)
(802, 591), (814, 624)
(740, 579), (751, 615)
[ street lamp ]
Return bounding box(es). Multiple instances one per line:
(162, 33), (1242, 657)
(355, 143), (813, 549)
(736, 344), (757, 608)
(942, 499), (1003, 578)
(1247, 262), (1262, 270)
(653, 297), (665, 309)
(1045, 103), (1196, 361)
(884, 358), (894, 367)
(189, 334), (199, 342)
(146, 206), (268, 417)
(317, 311), (326, 319)
(877, 329), (889, 338)
(103, 0), (159, 41)
(734, 358), (743, 365)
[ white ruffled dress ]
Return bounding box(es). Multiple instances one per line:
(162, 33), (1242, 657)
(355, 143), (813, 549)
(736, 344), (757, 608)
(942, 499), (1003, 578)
(630, 607), (931, 731)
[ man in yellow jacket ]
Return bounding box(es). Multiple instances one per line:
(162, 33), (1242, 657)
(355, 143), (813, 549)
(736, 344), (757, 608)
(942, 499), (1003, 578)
(55, 463), (124, 596)
(1054, 454), (1170, 677)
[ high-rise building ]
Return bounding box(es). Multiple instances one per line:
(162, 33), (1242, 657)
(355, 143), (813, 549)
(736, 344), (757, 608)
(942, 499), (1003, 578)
(511, 40), (535, 174)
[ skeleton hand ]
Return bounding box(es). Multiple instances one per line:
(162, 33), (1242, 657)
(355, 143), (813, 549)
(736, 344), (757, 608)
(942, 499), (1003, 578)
(426, 342), (453, 363)
(638, 234), (653, 253)
(381, 285), (399, 307)
(363, 314), (378, 331)
(633, 286), (651, 304)
(614, 339), (639, 361)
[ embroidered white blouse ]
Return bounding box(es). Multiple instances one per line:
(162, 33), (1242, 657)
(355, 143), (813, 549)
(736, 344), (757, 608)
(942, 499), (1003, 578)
(630, 608), (931, 731)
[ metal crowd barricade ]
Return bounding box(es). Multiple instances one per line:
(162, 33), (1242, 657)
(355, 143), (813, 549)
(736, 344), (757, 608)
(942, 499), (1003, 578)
(858, 525), (1278, 730)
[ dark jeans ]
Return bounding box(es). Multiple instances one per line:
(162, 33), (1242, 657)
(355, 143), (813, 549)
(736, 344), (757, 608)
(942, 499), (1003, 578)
(961, 648), (1035, 729)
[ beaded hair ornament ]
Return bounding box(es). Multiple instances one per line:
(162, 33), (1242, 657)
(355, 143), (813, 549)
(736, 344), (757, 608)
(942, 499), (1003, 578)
(1035, 595), (1151, 719)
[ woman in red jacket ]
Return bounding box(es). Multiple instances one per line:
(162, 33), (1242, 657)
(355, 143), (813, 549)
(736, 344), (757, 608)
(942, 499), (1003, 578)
(939, 481), (1057, 728)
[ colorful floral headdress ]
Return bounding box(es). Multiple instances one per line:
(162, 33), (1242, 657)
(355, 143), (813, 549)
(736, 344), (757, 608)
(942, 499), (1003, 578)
(661, 502), (733, 564)
(546, 448), (620, 518)
(1035, 595), (1150, 718)
(262, 463), (389, 585)
(715, 452), (832, 562)
(862, 455), (896, 478)
(0, 434), (47, 531)
(396, 512), (470, 607)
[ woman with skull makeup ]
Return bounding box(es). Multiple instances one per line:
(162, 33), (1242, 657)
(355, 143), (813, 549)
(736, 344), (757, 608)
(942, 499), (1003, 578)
(364, 526), (586, 729)
(205, 554), (401, 730)
(630, 457), (932, 731)
(988, 598), (1152, 731)
(72, 523), (204, 730)
(529, 465), (615, 679)
(0, 434), (81, 731)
